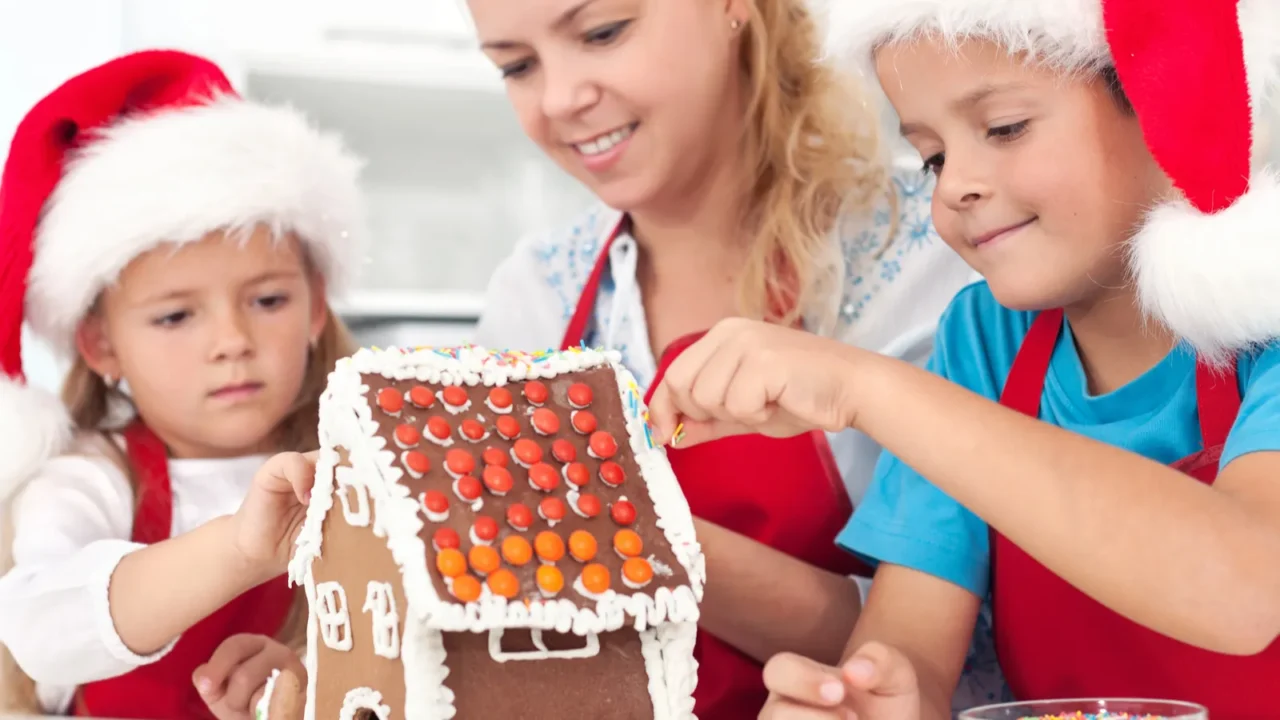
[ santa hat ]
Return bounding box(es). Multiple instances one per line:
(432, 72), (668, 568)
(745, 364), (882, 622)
(0, 49), (367, 500)
(829, 0), (1280, 362)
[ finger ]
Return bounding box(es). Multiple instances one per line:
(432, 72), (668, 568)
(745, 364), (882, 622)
(762, 652), (849, 708)
(722, 351), (774, 428)
(646, 382), (680, 447)
(663, 332), (730, 425)
(672, 417), (756, 447)
(258, 452), (318, 503)
(841, 642), (919, 697)
(194, 634), (267, 703)
(223, 649), (284, 712)
(759, 695), (852, 720)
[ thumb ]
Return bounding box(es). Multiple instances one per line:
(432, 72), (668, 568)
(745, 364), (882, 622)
(668, 417), (755, 448)
(841, 642), (919, 697)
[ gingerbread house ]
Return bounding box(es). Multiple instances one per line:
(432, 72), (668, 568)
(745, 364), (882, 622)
(269, 346), (705, 720)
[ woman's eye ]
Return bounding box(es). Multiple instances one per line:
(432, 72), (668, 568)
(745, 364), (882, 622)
(585, 20), (630, 45)
(255, 294), (289, 310)
(500, 59), (535, 79)
(152, 310), (190, 328)
(988, 120), (1029, 141)
(921, 152), (945, 176)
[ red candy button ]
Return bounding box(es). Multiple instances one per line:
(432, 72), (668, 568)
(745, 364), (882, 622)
(540, 497), (566, 523)
(599, 461), (625, 488)
(376, 387), (403, 414)
(488, 387), (513, 411)
(512, 438), (543, 466)
(507, 503), (533, 531)
(576, 493), (602, 518)
(395, 424), (421, 447)
(483, 465), (513, 495)
(460, 419), (486, 441)
(427, 416), (452, 441)
(611, 500), (637, 526)
(564, 462), (590, 487)
(531, 408), (560, 436)
(473, 516), (499, 542)
(567, 383), (593, 408)
(403, 450), (430, 476)
(446, 449), (476, 477)
(455, 476), (482, 501)
(483, 447), (508, 468)
(528, 463), (560, 492)
(442, 386), (469, 409)
(571, 411), (598, 435)
(432, 527), (460, 551)
(422, 490), (449, 515)
(496, 415), (521, 440)
(524, 380), (549, 406)
(409, 385), (435, 408)
(589, 431), (618, 459)
(552, 439), (577, 463)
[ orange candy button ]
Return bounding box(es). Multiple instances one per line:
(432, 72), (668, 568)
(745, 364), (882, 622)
(496, 415), (521, 440)
(488, 568), (520, 599)
(394, 424), (421, 447)
(436, 548), (466, 578)
(589, 431), (618, 459)
(469, 545), (501, 575)
(512, 438), (543, 466)
(564, 462), (590, 487)
(446, 449), (476, 476)
(461, 419), (486, 441)
(488, 387), (513, 410)
(482, 465), (513, 495)
(451, 574), (481, 602)
(483, 446), (508, 467)
(409, 385), (435, 408)
(537, 565), (564, 595)
(376, 387), (403, 414)
(427, 416), (452, 441)
(623, 557), (654, 587)
(580, 563), (610, 594)
(502, 535), (533, 566)
(571, 410), (598, 435)
(552, 438), (577, 463)
(442, 386), (469, 408)
(567, 382), (593, 408)
(568, 530), (598, 562)
(531, 407), (560, 436)
(614, 529), (643, 557)
(528, 463), (560, 492)
(535, 531), (566, 562)
(524, 380), (549, 405)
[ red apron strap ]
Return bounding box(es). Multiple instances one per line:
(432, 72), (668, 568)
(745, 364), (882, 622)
(1195, 358), (1241, 450)
(998, 308), (1064, 416)
(559, 215), (629, 350)
(123, 422), (174, 545)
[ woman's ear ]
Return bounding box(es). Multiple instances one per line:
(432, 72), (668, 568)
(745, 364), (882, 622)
(75, 314), (120, 383)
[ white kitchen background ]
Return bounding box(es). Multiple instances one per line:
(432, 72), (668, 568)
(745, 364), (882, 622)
(3, 0), (1277, 395)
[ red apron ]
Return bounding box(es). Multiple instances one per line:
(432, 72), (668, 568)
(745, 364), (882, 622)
(993, 308), (1278, 718)
(560, 219), (866, 719)
(74, 422), (294, 720)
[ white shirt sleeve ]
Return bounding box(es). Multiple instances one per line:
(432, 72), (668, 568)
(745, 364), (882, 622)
(472, 230), (574, 351)
(0, 437), (176, 691)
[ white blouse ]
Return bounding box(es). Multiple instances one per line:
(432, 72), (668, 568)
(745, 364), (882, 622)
(0, 433), (268, 713)
(474, 164), (981, 505)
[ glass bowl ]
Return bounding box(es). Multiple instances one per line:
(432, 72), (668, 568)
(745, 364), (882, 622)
(958, 699), (1208, 720)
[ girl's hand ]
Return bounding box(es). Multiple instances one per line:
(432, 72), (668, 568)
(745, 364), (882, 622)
(647, 319), (862, 447)
(194, 633), (307, 720)
(759, 643), (921, 720)
(230, 451), (316, 578)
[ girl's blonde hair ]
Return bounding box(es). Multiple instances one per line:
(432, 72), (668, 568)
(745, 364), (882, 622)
(739, 0), (890, 332)
(0, 287), (356, 712)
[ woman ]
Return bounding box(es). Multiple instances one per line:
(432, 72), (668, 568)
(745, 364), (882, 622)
(467, 0), (990, 715)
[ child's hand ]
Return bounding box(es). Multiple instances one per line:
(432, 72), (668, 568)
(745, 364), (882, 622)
(230, 451), (316, 577)
(759, 643), (921, 720)
(194, 633), (306, 720)
(647, 319), (862, 447)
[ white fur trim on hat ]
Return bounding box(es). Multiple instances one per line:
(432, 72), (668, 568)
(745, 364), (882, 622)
(1129, 170), (1280, 364)
(0, 375), (72, 502)
(26, 95), (367, 356)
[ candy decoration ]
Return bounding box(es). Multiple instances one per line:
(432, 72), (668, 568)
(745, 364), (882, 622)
(432, 527), (460, 551)
(622, 557), (654, 589)
(599, 461), (625, 488)
(376, 387), (403, 415)
(469, 545), (501, 576)
(420, 490), (449, 522)
(482, 446), (508, 467)
(535, 531), (565, 563)
(482, 465), (513, 496)
(460, 419), (486, 441)
(495, 415), (521, 440)
(528, 462), (560, 492)
(531, 407), (560, 436)
(539, 497), (566, 525)
(472, 516), (499, 545)
(580, 563), (610, 594)
(568, 530), (597, 562)
(575, 492), (602, 519)
(487, 387), (514, 414)
(613, 529), (643, 558)
(454, 475), (483, 503)
(551, 439), (577, 463)
(394, 423), (421, 449)
(445, 449), (476, 478)
(567, 382), (593, 408)
(502, 535), (533, 566)
(403, 450), (430, 478)
(512, 438), (543, 467)
(427, 416), (452, 442)
(537, 565), (564, 597)
(436, 548), (467, 578)
(524, 380), (549, 406)
(442, 386), (470, 412)
(487, 568), (520, 599)
(564, 462), (590, 488)
(610, 499), (637, 526)
(451, 574), (482, 602)
(588, 431), (617, 459)
(571, 410), (598, 435)
(507, 503), (533, 532)
(409, 385), (435, 409)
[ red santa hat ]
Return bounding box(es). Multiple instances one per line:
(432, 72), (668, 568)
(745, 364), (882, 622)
(0, 49), (366, 500)
(830, 0), (1280, 362)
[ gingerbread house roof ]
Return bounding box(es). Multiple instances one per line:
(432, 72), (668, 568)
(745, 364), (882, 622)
(290, 346), (705, 637)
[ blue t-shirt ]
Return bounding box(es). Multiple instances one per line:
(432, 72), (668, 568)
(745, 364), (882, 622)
(838, 281), (1280, 597)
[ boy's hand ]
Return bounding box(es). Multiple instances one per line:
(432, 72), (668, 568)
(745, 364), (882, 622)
(194, 634), (306, 720)
(647, 319), (862, 447)
(230, 451), (316, 578)
(759, 643), (921, 720)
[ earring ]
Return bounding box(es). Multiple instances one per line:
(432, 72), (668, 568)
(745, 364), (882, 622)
(730, 18), (743, 30)
(102, 373), (118, 389)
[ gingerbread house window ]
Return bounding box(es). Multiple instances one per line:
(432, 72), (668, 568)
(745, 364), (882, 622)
(362, 581), (399, 659)
(315, 581), (352, 651)
(338, 688), (390, 720)
(487, 628), (600, 662)
(335, 468), (370, 527)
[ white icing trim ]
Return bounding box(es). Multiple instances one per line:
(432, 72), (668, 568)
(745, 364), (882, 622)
(255, 668), (279, 720)
(363, 581), (401, 659)
(315, 581), (353, 651)
(404, 614), (456, 719)
(487, 628), (600, 662)
(339, 688), (391, 720)
(302, 574), (319, 720)
(336, 466), (371, 527)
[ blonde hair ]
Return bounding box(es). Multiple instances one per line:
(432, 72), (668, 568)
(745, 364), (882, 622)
(738, 0), (889, 332)
(0, 296), (355, 712)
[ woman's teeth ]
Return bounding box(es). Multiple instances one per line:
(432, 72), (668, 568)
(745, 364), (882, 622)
(576, 125), (634, 156)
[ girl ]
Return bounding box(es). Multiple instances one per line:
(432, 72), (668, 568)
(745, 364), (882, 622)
(0, 50), (364, 719)
(642, 0), (1280, 718)
(464, 0), (991, 714)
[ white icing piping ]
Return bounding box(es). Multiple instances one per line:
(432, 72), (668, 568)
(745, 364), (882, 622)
(487, 628), (601, 662)
(339, 688), (392, 720)
(255, 668), (279, 720)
